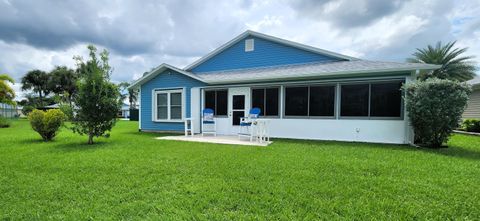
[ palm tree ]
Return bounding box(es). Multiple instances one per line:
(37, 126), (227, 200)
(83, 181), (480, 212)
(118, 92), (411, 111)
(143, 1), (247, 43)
(0, 74), (15, 105)
(118, 82), (138, 109)
(407, 41), (477, 82)
(48, 66), (78, 106)
(21, 70), (50, 105)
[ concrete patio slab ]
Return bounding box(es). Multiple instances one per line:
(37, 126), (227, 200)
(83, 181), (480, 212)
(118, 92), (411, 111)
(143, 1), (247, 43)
(156, 135), (272, 146)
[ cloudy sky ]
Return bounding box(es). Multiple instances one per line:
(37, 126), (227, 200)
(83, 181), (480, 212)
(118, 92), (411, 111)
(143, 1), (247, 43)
(1, 0), (479, 99)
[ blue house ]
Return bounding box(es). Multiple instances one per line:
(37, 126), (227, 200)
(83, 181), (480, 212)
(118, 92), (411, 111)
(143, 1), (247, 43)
(129, 30), (439, 144)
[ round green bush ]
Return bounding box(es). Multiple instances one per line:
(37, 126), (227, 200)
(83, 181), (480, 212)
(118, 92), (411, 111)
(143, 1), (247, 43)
(403, 78), (471, 148)
(0, 116), (10, 128)
(28, 109), (66, 141)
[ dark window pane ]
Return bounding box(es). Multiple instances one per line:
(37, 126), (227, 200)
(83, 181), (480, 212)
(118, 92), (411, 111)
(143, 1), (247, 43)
(157, 93), (167, 106)
(252, 89), (265, 116)
(285, 87), (308, 116)
(170, 106), (182, 119)
(233, 95), (245, 109)
(216, 90), (228, 115)
(265, 88), (279, 116)
(309, 86), (335, 116)
(157, 107), (167, 119)
(205, 91), (215, 114)
(170, 93), (182, 105)
(232, 111), (244, 125)
(341, 84), (369, 117)
(370, 82), (402, 117)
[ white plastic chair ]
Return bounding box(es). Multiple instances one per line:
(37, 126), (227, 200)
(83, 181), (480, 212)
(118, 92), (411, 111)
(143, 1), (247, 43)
(202, 108), (216, 136)
(238, 108), (261, 141)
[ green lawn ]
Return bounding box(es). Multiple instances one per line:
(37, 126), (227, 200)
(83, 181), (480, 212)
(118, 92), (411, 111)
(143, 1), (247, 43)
(1, 120), (479, 220)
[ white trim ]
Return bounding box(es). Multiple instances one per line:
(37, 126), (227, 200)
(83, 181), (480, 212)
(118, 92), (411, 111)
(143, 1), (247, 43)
(152, 88), (185, 122)
(184, 30), (358, 71)
(139, 87), (142, 130)
(128, 63), (206, 89)
(198, 75), (409, 90)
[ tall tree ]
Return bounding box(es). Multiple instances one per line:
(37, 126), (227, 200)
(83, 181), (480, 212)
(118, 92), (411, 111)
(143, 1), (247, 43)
(118, 82), (138, 108)
(0, 74), (15, 105)
(407, 41), (477, 82)
(21, 70), (50, 105)
(71, 45), (121, 144)
(48, 66), (78, 106)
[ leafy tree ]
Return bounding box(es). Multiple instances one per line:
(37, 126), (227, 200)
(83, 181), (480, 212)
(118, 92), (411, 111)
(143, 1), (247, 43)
(70, 45), (121, 144)
(48, 66), (78, 106)
(407, 41), (477, 82)
(0, 74), (15, 105)
(403, 78), (471, 148)
(17, 94), (56, 116)
(118, 82), (138, 109)
(21, 70), (50, 105)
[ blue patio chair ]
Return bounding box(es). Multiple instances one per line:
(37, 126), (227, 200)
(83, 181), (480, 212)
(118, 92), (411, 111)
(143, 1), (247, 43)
(238, 107), (261, 141)
(202, 108), (216, 136)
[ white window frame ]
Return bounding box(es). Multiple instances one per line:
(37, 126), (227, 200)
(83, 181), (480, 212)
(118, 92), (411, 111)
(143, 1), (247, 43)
(152, 89), (185, 122)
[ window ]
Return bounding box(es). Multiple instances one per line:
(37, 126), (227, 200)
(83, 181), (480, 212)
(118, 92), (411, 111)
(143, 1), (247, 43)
(340, 81), (403, 118)
(204, 89), (228, 116)
(154, 89), (183, 121)
(245, 39), (254, 52)
(252, 88), (279, 116)
(284, 85), (335, 117)
(340, 84), (369, 117)
(370, 82), (402, 117)
(309, 86), (335, 116)
(285, 87), (308, 116)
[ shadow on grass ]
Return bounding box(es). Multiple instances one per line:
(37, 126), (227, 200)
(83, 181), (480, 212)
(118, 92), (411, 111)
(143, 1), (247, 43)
(274, 138), (480, 161)
(419, 146), (480, 161)
(51, 140), (110, 152)
(17, 138), (48, 145)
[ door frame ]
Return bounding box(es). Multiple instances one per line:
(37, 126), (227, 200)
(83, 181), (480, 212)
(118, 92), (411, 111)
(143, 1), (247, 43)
(228, 87), (250, 134)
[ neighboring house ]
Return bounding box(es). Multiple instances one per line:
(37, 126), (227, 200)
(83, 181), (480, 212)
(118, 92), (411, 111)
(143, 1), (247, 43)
(463, 76), (480, 119)
(129, 30), (439, 144)
(119, 103), (130, 119)
(0, 103), (22, 118)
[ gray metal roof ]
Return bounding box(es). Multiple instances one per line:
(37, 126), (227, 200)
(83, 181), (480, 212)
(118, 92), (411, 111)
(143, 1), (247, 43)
(196, 60), (441, 84)
(468, 75), (480, 86)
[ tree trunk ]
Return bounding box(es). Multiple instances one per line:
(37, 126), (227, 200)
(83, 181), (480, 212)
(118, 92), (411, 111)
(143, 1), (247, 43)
(88, 134), (94, 144)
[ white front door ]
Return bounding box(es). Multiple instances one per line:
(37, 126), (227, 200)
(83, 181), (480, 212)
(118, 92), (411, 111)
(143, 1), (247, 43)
(228, 87), (250, 135)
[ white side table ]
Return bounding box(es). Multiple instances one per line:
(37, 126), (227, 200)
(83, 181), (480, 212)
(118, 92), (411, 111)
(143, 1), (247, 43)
(254, 119), (270, 143)
(184, 118), (194, 136)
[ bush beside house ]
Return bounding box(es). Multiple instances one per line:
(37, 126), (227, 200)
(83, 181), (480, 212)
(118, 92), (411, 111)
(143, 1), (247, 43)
(462, 119), (480, 132)
(404, 78), (471, 148)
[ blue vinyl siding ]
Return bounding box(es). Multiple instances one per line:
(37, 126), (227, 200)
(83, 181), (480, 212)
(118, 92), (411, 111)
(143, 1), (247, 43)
(140, 70), (206, 131)
(190, 35), (342, 73)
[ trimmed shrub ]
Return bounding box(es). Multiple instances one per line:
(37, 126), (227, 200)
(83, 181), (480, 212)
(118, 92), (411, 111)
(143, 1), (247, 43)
(403, 78), (471, 148)
(0, 116), (10, 128)
(28, 109), (66, 141)
(462, 119), (480, 132)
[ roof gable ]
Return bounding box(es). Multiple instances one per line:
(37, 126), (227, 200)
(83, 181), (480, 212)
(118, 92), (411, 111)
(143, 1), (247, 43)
(128, 63), (206, 89)
(186, 30), (357, 73)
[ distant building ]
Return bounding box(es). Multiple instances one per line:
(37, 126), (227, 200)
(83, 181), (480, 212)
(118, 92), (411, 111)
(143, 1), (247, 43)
(0, 103), (22, 118)
(463, 76), (480, 119)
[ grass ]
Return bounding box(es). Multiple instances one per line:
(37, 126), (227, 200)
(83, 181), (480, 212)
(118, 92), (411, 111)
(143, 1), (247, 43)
(1, 119), (479, 220)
